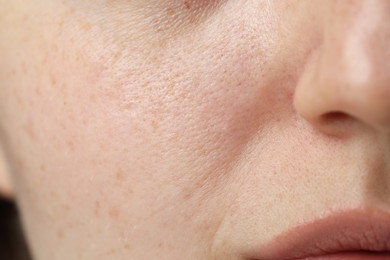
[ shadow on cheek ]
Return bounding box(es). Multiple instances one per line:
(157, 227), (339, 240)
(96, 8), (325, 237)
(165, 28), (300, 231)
(0, 198), (32, 260)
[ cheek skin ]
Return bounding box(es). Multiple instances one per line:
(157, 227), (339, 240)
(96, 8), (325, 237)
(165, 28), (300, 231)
(5, 1), (390, 260)
(94, 0), (290, 198)
(0, 1), (289, 259)
(0, 1), (323, 260)
(2, 8), (277, 260)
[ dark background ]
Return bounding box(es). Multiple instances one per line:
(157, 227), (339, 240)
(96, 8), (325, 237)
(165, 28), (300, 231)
(0, 198), (32, 260)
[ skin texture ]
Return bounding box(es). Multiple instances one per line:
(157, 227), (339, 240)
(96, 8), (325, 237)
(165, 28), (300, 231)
(0, 0), (389, 259)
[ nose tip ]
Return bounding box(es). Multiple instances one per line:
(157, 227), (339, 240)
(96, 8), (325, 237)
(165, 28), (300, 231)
(293, 0), (390, 135)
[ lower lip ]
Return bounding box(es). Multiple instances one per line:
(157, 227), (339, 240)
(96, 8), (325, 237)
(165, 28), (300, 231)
(299, 252), (390, 260)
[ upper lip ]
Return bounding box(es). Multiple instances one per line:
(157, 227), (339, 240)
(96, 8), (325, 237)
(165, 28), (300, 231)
(247, 207), (390, 260)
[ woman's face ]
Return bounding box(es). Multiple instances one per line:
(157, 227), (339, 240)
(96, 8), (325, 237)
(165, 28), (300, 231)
(1, 1), (390, 259)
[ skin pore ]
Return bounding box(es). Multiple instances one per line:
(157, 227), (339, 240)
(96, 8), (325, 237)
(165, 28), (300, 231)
(0, 0), (390, 259)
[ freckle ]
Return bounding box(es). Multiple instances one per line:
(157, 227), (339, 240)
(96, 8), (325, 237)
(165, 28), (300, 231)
(40, 164), (46, 172)
(67, 140), (75, 151)
(89, 93), (96, 103)
(105, 248), (118, 256)
(75, 50), (81, 62)
(116, 169), (126, 182)
(139, 164), (146, 172)
(112, 51), (122, 64)
(151, 119), (158, 131)
(124, 188), (133, 197)
(14, 94), (24, 109)
(35, 86), (42, 97)
(80, 20), (92, 32)
(69, 36), (75, 45)
(49, 73), (57, 86)
(182, 191), (191, 201)
(58, 18), (65, 32)
(184, 1), (191, 9)
(16, 158), (25, 171)
(121, 102), (135, 111)
(42, 53), (48, 65)
(24, 121), (36, 140)
(57, 228), (64, 238)
(63, 204), (70, 212)
(67, 220), (80, 229)
(166, 7), (175, 16)
(53, 140), (61, 151)
(21, 62), (27, 73)
(51, 43), (58, 52)
(94, 201), (100, 217)
(108, 207), (120, 219)
(60, 82), (66, 91)
(64, 51), (70, 62)
(49, 191), (59, 200)
(98, 142), (107, 150)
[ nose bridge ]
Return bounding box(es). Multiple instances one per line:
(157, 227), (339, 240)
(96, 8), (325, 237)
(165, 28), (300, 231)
(333, 1), (389, 124)
(327, 1), (389, 91)
(325, 1), (375, 81)
(325, 0), (389, 70)
(297, 0), (390, 132)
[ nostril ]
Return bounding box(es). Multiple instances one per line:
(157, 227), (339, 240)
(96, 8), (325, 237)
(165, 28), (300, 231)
(321, 111), (352, 123)
(318, 111), (359, 137)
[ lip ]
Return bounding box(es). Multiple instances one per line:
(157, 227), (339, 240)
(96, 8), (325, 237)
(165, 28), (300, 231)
(246, 208), (390, 260)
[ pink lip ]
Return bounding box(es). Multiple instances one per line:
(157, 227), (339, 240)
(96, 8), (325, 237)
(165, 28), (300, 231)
(247, 208), (390, 260)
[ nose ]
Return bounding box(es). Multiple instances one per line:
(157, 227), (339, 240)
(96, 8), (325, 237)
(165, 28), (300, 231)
(294, 0), (390, 135)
